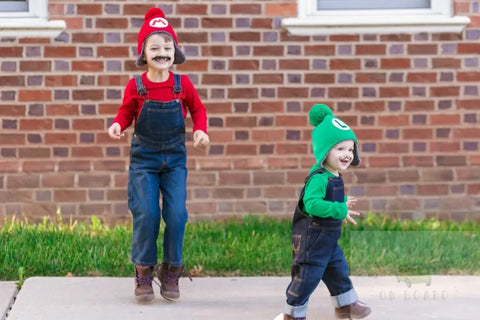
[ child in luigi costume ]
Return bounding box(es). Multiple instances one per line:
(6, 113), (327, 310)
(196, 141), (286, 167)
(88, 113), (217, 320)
(107, 7), (209, 302)
(281, 104), (371, 319)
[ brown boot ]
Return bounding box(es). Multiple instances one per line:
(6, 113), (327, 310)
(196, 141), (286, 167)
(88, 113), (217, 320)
(284, 314), (306, 320)
(156, 262), (188, 300)
(335, 300), (371, 319)
(134, 264), (154, 302)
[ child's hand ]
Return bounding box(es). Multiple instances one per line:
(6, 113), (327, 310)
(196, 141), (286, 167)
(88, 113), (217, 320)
(346, 196), (358, 209)
(108, 123), (124, 140)
(193, 130), (210, 148)
(345, 210), (360, 225)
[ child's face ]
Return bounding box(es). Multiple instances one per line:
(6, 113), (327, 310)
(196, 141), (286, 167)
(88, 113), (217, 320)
(324, 140), (355, 175)
(143, 33), (175, 71)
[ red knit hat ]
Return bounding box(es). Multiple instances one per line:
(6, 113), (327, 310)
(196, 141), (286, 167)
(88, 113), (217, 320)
(136, 7), (186, 67)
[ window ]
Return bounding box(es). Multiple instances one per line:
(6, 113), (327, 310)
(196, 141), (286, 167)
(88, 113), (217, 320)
(0, 0), (65, 38)
(282, 0), (470, 35)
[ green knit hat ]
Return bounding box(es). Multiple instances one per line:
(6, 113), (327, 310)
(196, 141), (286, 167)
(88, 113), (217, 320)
(309, 104), (360, 167)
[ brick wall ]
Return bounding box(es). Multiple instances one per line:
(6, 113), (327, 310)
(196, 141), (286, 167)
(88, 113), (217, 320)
(1, 0), (479, 223)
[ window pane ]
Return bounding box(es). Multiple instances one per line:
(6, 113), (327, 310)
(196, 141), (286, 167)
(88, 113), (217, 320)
(317, 0), (431, 11)
(0, 0), (28, 12)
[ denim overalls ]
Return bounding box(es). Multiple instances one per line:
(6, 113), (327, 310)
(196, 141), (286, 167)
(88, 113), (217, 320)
(128, 74), (188, 268)
(285, 169), (358, 317)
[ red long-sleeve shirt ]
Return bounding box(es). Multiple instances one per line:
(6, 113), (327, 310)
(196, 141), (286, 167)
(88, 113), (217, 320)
(112, 72), (207, 133)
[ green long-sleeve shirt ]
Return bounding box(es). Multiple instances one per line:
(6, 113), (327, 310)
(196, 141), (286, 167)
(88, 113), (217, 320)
(303, 164), (348, 220)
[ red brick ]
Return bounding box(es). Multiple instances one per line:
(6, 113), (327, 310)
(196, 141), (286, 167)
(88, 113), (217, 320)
(437, 155), (467, 166)
(430, 86), (460, 97)
(45, 46), (76, 58)
(251, 101), (283, 113)
(6, 175), (40, 189)
(98, 75), (130, 86)
(93, 160), (127, 172)
(457, 72), (480, 82)
(305, 73), (335, 84)
(230, 32), (261, 42)
(278, 87), (309, 98)
(252, 18), (273, 29)
(0, 134), (25, 145)
(202, 74), (232, 85)
(381, 58), (410, 69)
(0, 47), (23, 57)
(368, 156), (400, 167)
(72, 147), (103, 157)
(176, 60), (209, 72)
(430, 142), (461, 152)
(54, 190), (86, 202)
(18, 148), (51, 158)
(45, 75), (77, 87)
(77, 4), (102, 15)
(72, 33), (104, 43)
(72, 90), (104, 101)
(380, 34), (411, 42)
(430, 114), (461, 125)
(201, 18), (233, 28)
(458, 43), (480, 54)
(176, 32), (208, 43)
(72, 61), (104, 72)
(225, 116), (257, 127)
(96, 18), (128, 29)
(406, 72), (437, 83)
(330, 59), (361, 70)
(432, 58), (461, 68)
(0, 105), (26, 116)
(305, 45), (335, 56)
(330, 35), (360, 42)
(253, 73), (284, 85)
(45, 133), (77, 144)
(58, 161), (91, 172)
(280, 59), (309, 70)
(403, 156), (434, 167)
(98, 46), (130, 58)
(177, 4), (208, 15)
(22, 161), (55, 173)
(78, 174), (111, 187)
(378, 115), (409, 126)
(226, 144), (257, 155)
(231, 4), (262, 14)
(0, 76), (25, 87)
(123, 4), (154, 15)
(366, 185), (397, 196)
(19, 119), (53, 130)
(228, 88), (258, 99)
(456, 99), (480, 110)
(378, 143), (409, 153)
(453, 128), (480, 139)
(356, 44), (386, 55)
(46, 104), (79, 116)
(407, 44), (437, 55)
(403, 129), (433, 139)
(355, 73), (386, 83)
(354, 101), (385, 112)
(228, 60), (259, 70)
(253, 45), (284, 56)
(267, 158), (299, 169)
(277, 143), (308, 155)
(379, 87), (409, 98)
(405, 100), (435, 111)
(265, 3), (296, 16)
(276, 115), (307, 126)
(0, 162), (20, 173)
(328, 87), (359, 98)
(20, 61), (51, 72)
(201, 46), (233, 57)
(42, 174), (75, 187)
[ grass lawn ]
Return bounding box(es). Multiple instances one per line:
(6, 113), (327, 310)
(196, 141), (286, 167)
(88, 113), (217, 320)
(1, 213), (479, 282)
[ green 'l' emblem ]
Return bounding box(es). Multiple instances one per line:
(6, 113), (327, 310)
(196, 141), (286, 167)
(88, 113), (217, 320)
(332, 118), (350, 130)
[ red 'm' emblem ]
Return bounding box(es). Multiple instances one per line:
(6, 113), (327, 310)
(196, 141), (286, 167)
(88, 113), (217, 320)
(149, 18), (168, 28)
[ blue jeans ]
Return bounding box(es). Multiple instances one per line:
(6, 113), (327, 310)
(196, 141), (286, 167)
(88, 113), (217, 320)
(128, 137), (188, 267)
(285, 218), (357, 318)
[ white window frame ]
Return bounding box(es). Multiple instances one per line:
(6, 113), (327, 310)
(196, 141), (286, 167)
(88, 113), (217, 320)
(282, 0), (470, 35)
(0, 0), (65, 38)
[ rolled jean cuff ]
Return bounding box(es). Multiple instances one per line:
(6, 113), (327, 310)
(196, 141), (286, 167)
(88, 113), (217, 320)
(284, 301), (308, 318)
(331, 288), (358, 308)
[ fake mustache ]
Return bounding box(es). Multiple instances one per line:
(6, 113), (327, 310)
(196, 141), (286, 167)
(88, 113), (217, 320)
(152, 56), (171, 62)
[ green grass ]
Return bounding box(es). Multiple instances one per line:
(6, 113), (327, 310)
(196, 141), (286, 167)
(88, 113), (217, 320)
(0, 213), (479, 282)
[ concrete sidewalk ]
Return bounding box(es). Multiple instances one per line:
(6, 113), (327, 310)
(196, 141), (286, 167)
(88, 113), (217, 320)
(2, 276), (479, 319)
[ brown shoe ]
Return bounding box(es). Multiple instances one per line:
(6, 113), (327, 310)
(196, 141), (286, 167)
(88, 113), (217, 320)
(284, 314), (306, 320)
(134, 264), (155, 301)
(335, 300), (371, 319)
(156, 262), (189, 300)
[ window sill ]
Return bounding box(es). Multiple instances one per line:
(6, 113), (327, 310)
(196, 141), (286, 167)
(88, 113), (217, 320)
(282, 14), (471, 35)
(0, 18), (66, 38)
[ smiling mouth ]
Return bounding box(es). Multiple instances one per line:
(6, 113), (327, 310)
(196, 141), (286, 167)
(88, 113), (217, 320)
(152, 56), (171, 62)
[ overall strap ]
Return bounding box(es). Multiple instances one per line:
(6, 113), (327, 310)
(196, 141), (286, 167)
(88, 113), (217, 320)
(135, 75), (147, 97)
(173, 73), (182, 94)
(304, 168), (325, 183)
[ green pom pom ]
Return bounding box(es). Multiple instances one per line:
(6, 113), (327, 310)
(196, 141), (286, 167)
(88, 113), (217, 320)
(309, 104), (333, 126)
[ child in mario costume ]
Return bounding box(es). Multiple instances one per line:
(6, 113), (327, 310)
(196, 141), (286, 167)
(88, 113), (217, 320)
(281, 104), (371, 319)
(107, 7), (209, 302)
